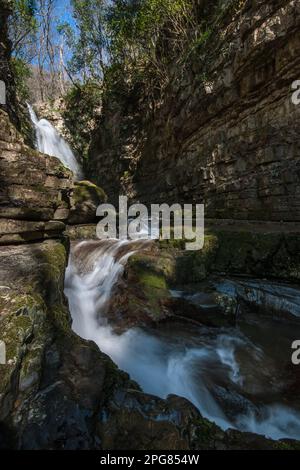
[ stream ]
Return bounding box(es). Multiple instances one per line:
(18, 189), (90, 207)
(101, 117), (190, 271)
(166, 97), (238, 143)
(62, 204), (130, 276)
(64, 239), (300, 441)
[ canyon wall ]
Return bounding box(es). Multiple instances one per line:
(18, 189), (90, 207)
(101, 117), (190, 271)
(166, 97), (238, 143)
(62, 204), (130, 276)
(89, 0), (300, 222)
(0, 110), (284, 451)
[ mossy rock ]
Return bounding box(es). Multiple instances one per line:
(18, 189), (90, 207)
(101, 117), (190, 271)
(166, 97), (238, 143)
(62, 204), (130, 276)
(162, 230), (300, 283)
(68, 180), (107, 224)
(66, 224), (98, 240)
(209, 230), (300, 281)
(168, 234), (218, 284)
(73, 180), (106, 205)
(107, 251), (173, 329)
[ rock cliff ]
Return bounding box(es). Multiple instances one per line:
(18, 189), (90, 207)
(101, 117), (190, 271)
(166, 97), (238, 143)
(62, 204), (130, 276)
(89, 0), (300, 222)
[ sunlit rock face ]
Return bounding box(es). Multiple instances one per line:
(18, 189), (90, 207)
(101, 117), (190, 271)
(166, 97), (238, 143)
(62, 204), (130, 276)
(0, 109), (73, 244)
(89, 0), (300, 222)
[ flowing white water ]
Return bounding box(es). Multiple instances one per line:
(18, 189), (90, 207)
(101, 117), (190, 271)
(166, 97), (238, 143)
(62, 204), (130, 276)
(27, 104), (83, 180)
(64, 239), (300, 441)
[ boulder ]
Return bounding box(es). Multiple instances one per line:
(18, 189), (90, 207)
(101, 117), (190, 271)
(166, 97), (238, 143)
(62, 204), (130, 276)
(68, 180), (107, 225)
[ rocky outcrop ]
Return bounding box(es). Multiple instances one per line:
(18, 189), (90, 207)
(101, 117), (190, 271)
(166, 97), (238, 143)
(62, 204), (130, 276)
(66, 223), (98, 240)
(68, 180), (106, 225)
(89, 0), (300, 222)
(0, 109), (73, 244)
(107, 243), (173, 331)
(1, 1), (300, 449)
(174, 225), (300, 283)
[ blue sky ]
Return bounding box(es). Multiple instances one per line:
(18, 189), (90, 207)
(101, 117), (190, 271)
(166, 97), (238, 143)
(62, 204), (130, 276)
(55, 0), (76, 30)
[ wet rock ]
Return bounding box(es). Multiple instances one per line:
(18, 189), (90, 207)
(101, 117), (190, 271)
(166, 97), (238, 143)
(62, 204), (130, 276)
(168, 289), (237, 328)
(215, 278), (300, 320)
(108, 248), (174, 331)
(162, 229), (300, 283)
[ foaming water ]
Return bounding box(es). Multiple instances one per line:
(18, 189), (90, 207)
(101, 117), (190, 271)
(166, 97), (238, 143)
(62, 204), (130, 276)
(28, 104), (83, 179)
(64, 239), (300, 441)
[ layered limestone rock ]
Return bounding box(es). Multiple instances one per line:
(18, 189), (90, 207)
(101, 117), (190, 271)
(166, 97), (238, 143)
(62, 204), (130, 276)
(89, 0), (300, 222)
(0, 109), (73, 244)
(0, 105), (106, 243)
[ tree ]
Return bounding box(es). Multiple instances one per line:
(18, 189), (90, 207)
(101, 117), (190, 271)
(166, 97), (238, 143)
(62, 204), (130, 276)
(9, 0), (38, 62)
(59, 0), (109, 82)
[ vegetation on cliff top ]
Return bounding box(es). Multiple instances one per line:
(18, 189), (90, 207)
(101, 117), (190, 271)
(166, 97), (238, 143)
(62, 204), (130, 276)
(7, 0), (247, 158)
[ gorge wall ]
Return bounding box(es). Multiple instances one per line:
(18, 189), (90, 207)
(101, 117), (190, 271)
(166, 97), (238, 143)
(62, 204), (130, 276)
(89, 0), (300, 222)
(1, 108), (289, 451)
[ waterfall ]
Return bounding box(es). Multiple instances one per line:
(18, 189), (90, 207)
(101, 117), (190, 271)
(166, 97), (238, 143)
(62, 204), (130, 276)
(27, 104), (83, 180)
(65, 239), (300, 441)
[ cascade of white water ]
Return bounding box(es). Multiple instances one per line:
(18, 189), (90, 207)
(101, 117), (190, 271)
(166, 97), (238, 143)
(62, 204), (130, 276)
(27, 104), (83, 180)
(64, 239), (300, 441)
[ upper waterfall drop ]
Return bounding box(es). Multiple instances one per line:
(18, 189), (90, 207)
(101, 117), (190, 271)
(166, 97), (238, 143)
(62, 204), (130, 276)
(27, 104), (83, 180)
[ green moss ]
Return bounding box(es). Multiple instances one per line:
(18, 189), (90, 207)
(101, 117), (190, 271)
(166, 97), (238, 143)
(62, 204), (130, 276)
(0, 302), (37, 396)
(139, 271), (169, 318)
(193, 416), (222, 450)
(139, 273), (166, 290)
(160, 229), (300, 283)
(48, 304), (72, 337)
(73, 180), (107, 205)
(126, 253), (171, 320)
(206, 230), (300, 280)
(41, 241), (66, 273)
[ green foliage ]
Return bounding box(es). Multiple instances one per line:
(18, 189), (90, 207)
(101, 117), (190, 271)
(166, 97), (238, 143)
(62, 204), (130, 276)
(62, 81), (102, 161)
(10, 57), (32, 100)
(10, 0), (38, 60)
(102, 0), (244, 102)
(107, 0), (195, 70)
(58, 0), (108, 81)
(100, 0), (199, 106)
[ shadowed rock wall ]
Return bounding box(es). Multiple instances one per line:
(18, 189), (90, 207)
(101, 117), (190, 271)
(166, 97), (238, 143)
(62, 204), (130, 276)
(89, 0), (300, 222)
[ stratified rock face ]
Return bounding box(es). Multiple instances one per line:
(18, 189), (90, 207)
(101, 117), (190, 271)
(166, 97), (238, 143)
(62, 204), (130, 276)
(89, 0), (300, 221)
(0, 109), (73, 244)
